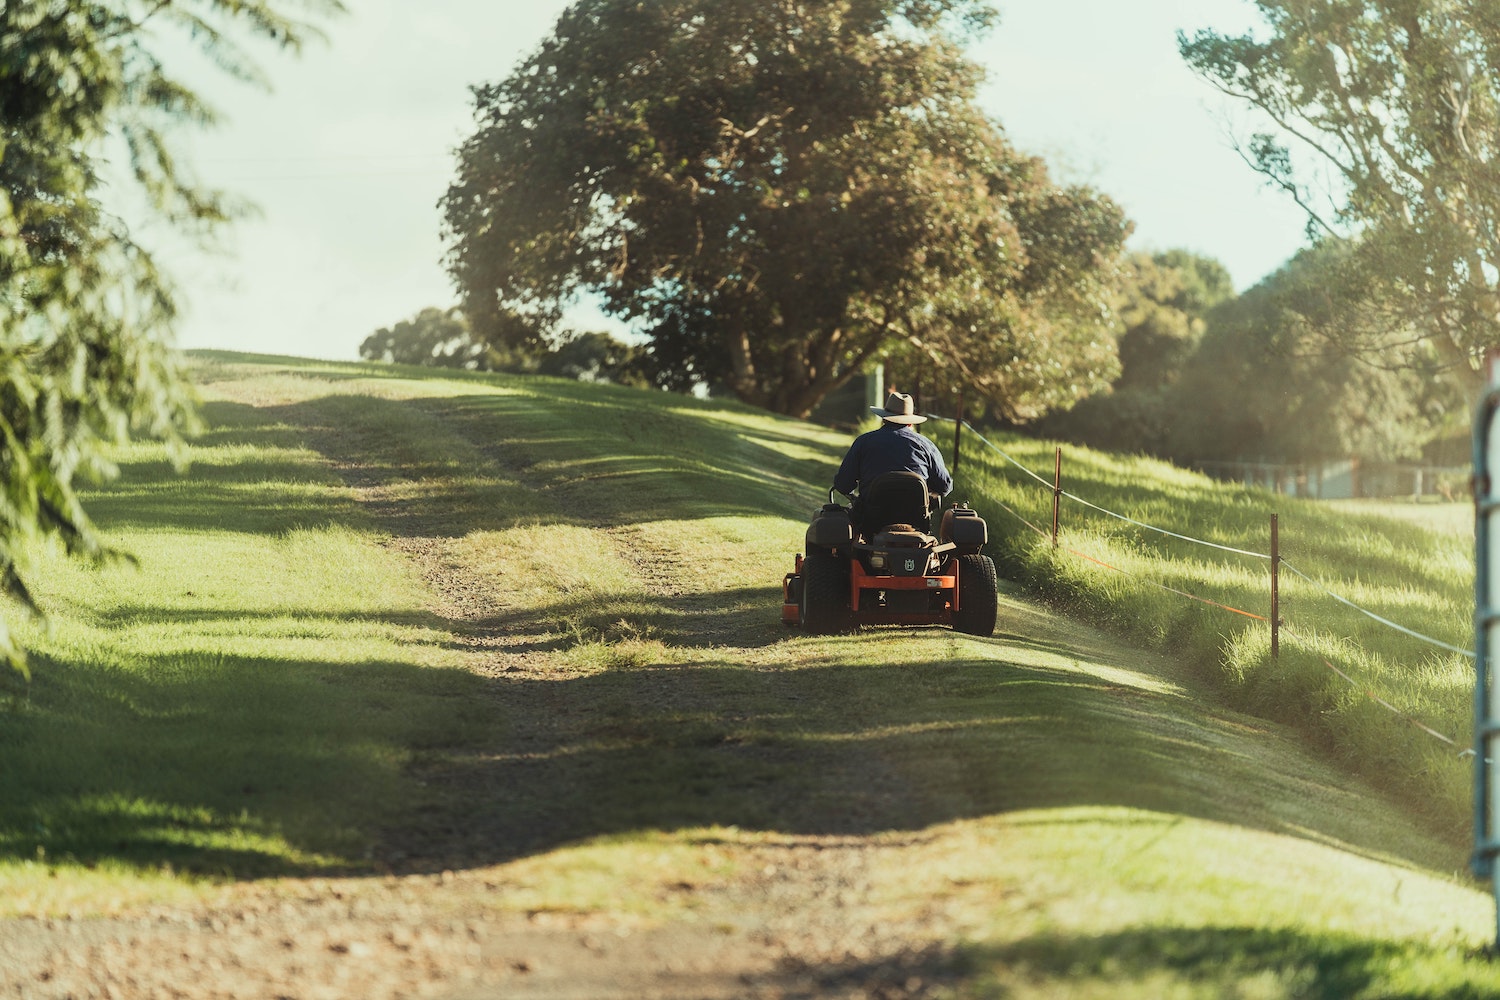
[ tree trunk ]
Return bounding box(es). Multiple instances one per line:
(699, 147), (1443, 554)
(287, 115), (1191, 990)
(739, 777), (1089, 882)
(726, 329), (767, 407)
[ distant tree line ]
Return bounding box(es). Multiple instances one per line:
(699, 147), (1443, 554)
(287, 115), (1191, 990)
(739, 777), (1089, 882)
(1058, 0), (1499, 470)
(1037, 243), (1467, 468)
(359, 307), (653, 387)
(1180, 0), (1500, 399)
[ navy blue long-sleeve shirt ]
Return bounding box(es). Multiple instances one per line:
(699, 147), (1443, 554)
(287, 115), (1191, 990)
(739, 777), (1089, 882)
(833, 422), (953, 499)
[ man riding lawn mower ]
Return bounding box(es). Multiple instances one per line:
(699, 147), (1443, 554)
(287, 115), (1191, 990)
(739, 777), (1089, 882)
(782, 392), (999, 636)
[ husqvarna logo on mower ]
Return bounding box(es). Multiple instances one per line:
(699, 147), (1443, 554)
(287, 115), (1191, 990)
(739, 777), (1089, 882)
(903, 558), (916, 572)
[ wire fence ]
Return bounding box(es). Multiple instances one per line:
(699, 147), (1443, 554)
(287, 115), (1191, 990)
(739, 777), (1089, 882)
(931, 415), (1473, 758)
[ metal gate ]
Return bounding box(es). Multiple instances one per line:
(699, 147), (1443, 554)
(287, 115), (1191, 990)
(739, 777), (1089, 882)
(1473, 358), (1500, 944)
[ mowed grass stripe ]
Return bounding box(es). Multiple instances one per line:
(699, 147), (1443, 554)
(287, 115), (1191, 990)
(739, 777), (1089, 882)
(1, 365), (497, 907)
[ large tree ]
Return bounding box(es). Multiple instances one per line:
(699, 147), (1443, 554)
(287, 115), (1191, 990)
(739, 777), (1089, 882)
(1114, 250), (1234, 391)
(0, 0), (339, 675)
(1180, 0), (1500, 393)
(443, 0), (1129, 419)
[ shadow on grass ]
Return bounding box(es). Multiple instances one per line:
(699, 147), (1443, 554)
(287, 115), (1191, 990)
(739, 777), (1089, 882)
(83, 400), (366, 536)
(959, 924), (1500, 999)
(736, 928), (1500, 1000)
(0, 647), (494, 877)
(1, 609), (1437, 880)
(427, 389), (838, 526)
(55, 603), (458, 636)
(453, 581), (793, 652)
(377, 632), (1456, 877)
(3, 377), (1461, 888)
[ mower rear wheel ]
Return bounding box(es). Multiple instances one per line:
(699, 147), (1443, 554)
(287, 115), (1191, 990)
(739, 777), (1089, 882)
(953, 554), (998, 636)
(800, 548), (854, 634)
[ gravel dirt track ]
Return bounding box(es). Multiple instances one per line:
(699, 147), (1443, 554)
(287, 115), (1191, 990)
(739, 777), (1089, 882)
(0, 383), (983, 999)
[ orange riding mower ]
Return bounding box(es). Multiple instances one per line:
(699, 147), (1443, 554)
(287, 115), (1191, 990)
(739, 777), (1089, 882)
(782, 472), (998, 635)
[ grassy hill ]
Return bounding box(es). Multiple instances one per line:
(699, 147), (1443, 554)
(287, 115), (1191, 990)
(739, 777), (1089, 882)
(0, 351), (1496, 998)
(950, 419), (1475, 844)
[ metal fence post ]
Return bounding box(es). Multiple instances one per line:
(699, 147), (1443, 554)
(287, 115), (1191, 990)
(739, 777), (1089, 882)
(953, 389), (964, 476)
(1051, 447), (1062, 548)
(1271, 513), (1280, 659)
(1472, 351), (1500, 947)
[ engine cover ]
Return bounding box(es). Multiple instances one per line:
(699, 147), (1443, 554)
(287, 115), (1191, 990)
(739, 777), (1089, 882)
(940, 507), (987, 547)
(806, 503), (853, 548)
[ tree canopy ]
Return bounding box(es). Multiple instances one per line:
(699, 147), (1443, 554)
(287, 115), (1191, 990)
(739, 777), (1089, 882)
(1034, 249), (1234, 455)
(0, 0), (340, 675)
(443, 0), (1129, 419)
(361, 307), (494, 369)
(1113, 250), (1234, 391)
(1171, 241), (1461, 466)
(1180, 0), (1500, 392)
(360, 306), (651, 386)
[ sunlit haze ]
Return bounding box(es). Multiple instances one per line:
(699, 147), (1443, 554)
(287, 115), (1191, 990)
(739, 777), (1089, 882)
(140, 0), (1306, 361)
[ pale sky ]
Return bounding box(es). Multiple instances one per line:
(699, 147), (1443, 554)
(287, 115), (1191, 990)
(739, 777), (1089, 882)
(134, 0), (1309, 362)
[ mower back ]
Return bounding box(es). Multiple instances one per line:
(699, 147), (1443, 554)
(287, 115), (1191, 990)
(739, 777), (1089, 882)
(784, 486), (997, 634)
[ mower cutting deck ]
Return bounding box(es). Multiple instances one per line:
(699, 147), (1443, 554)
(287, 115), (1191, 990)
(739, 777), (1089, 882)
(782, 472), (999, 636)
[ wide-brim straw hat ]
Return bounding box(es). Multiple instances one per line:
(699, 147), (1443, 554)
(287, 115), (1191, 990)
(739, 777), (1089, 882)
(870, 391), (927, 424)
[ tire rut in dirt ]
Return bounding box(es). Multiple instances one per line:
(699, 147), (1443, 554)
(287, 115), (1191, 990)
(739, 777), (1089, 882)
(279, 393), (931, 902)
(275, 406), (798, 871)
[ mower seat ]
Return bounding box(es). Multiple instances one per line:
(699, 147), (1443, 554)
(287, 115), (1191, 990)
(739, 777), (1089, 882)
(857, 471), (933, 536)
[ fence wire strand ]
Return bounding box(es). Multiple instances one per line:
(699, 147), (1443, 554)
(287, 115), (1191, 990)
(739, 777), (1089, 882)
(1060, 543), (1269, 621)
(994, 499), (1050, 540)
(941, 416), (1271, 620)
(1060, 490), (1273, 560)
(941, 414), (1474, 660)
(1280, 560), (1475, 660)
(933, 414), (1475, 755)
(936, 415), (1271, 559)
(1281, 626), (1467, 753)
(932, 417), (1056, 490)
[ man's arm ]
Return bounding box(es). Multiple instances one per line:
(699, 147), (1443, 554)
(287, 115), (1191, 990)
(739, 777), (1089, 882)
(925, 437), (953, 496)
(832, 437), (862, 497)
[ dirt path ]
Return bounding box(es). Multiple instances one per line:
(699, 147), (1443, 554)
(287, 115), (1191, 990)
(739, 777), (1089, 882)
(0, 393), (971, 1000)
(0, 852), (956, 999)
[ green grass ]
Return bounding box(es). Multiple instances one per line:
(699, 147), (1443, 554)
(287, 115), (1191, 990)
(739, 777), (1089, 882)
(951, 432), (1478, 841)
(3, 351), (1500, 997)
(0, 352), (844, 906)
(0, 376), (494, 898)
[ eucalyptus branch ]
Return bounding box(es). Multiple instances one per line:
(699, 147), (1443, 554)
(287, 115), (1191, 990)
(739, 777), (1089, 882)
(1227, 135), (1340, 238)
